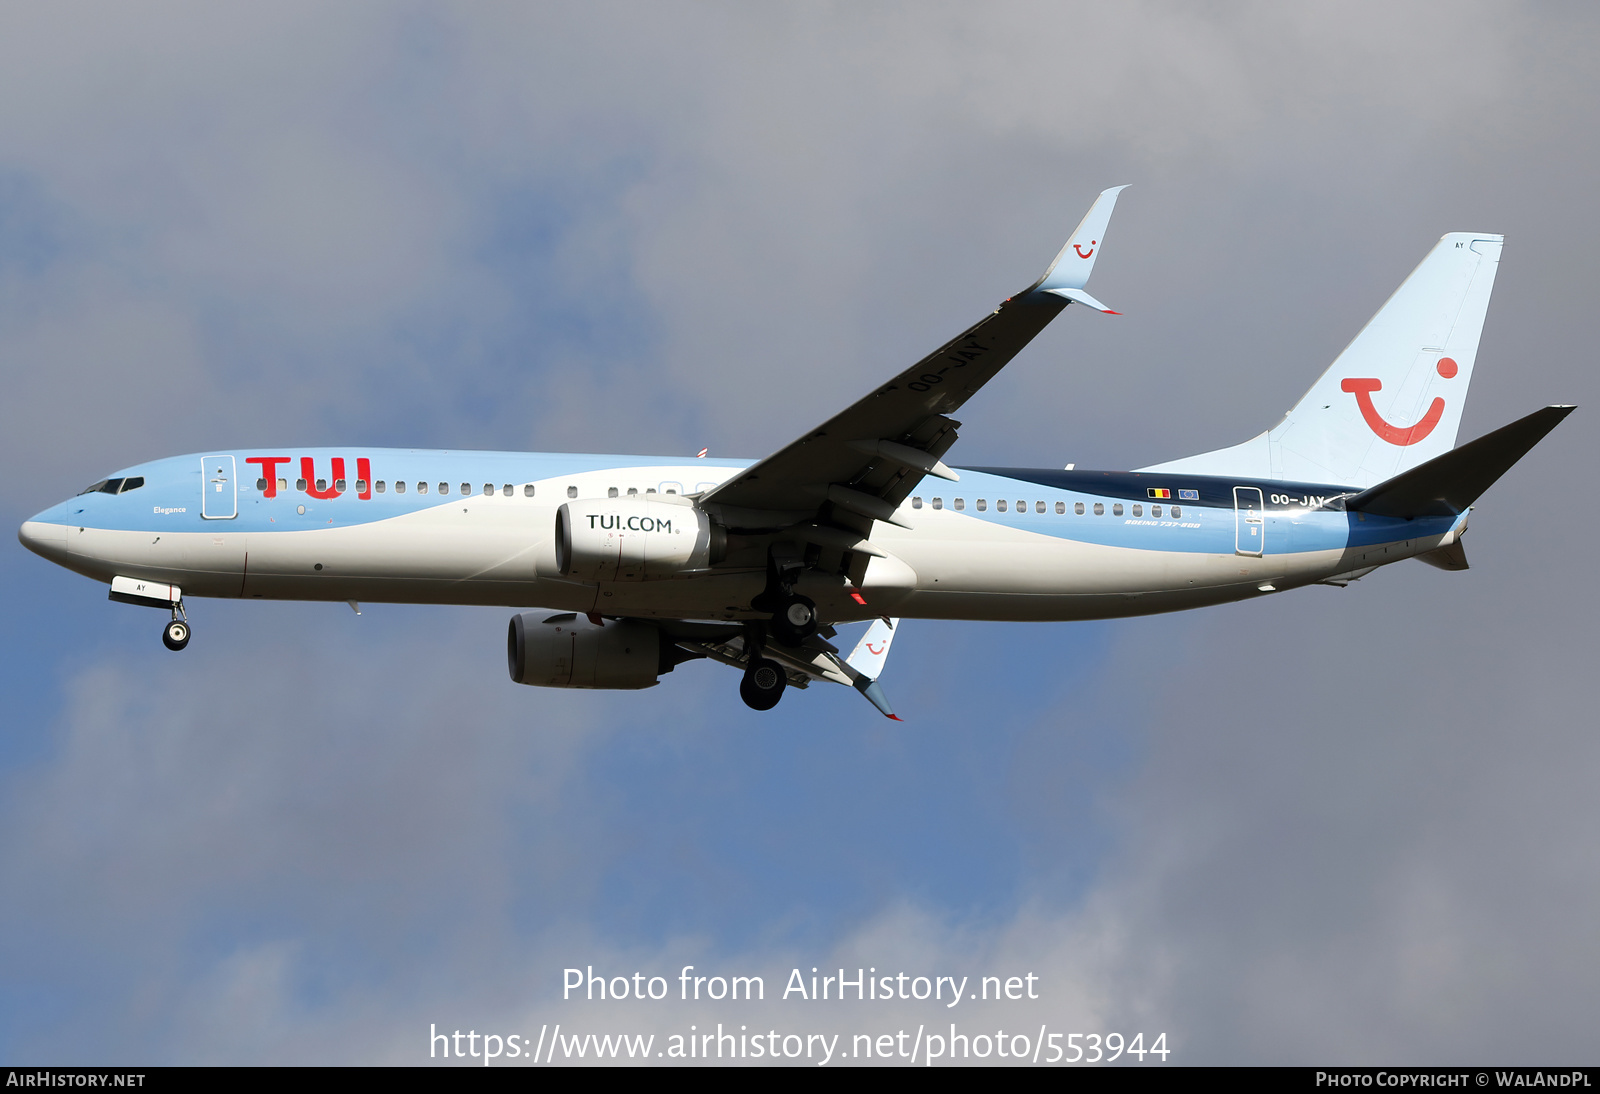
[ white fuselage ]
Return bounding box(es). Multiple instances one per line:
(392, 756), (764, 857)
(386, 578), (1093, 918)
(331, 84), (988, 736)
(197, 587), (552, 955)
(20, 447), (1459, 626)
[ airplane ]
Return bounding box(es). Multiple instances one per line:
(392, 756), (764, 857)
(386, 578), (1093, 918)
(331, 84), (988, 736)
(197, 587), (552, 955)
(17, 187), (1573, 717)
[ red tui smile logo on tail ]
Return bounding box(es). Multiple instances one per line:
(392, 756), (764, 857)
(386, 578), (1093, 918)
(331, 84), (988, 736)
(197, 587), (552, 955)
(1341, 358), (1458, 446)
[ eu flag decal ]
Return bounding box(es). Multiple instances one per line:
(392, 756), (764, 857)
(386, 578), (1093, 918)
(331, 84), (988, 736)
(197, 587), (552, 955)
(1178, 489), (1199, 501)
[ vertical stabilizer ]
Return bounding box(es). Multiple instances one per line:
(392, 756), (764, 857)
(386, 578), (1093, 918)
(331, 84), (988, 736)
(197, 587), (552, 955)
(1140, 234), (1503, 487)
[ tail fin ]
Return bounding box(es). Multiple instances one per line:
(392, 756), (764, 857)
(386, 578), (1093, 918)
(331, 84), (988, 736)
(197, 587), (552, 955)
(1141, 233), (1504, 487)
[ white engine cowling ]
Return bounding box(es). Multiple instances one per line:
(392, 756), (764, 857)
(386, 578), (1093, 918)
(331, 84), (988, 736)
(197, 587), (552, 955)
(555, 498), (721, 582)
(507, 613), (662, 689)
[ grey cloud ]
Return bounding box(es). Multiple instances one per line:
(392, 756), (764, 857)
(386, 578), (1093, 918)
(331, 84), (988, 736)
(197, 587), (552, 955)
(4, 0), (1599, 1065)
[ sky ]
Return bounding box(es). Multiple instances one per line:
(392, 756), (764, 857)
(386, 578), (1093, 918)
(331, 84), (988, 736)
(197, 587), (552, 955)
(2, 1), (1598, 1066)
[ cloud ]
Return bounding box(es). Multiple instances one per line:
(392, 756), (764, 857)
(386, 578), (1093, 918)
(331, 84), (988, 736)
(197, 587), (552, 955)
(3, 0), (1598, 1065)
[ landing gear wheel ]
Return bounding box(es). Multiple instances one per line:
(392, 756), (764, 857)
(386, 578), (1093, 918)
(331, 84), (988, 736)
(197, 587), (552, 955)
(162, 618), (190, 651)
(740, 657), (787, 711)
(769, 594), (818, 646)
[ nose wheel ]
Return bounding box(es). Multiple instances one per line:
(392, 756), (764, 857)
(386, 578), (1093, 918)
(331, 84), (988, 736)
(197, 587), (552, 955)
(740, 657), (787, 711)
(162, 602), (190, 651)
(163, 619), (190, 651)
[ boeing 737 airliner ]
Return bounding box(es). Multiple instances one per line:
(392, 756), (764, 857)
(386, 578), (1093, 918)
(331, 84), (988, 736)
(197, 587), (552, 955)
(18, 189), (1572, 715)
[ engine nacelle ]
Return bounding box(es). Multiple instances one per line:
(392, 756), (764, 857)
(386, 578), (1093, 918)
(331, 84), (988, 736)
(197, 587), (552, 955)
(555, 498), (722, 582)
(507, 613), (662, 689)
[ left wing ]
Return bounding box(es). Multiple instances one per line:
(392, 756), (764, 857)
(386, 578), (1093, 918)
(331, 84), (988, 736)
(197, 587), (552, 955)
(699, 186), (1128, 559)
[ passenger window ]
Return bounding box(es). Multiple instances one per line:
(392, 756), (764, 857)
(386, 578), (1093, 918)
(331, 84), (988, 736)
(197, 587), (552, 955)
(1055, 501), (1065, 514)
(608, 487), (619, 498)
(1171, 505), (1182, 518)
(1151, 504), (1161, 517)
(460, 483), (470, 496)
(523, 484), (535, 497)
(1074, 502), (1085, 515)
(317, 479), (328, 491)
(1113, 503), (1124, 516)
(1035, 501), (1045, 514)
(911, 496), (923, 509)
(932, 497), (943, 510)
(277, 478), (286, 492)
(646, 487), (656, 494)
(395, 481), (406, 494)
(376, 480), (386, 493)
(1016, 500), (1026, 513)
(483, 484), (493, 496)
(355, 480), (367, 493)
(417, 482), (427, 494)
(627, 487), (638, 496)
(953, 498), (964, 511)
(335, 478), (347, 492)
(567, 485), (577, 498)
(256, 478), (267, 490)
(502, 484), (512, 497)
(1093, 502), (1104, 515)
(996, 499), (1007, 512)
(976, 499), (987, 511)
(439, 483), (450, 495)
(297, 478), (308, 491)
(1132, 503), (1142, 517)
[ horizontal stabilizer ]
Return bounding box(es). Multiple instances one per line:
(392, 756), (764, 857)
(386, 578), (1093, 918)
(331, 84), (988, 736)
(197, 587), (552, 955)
(1346, 405), (1574, 519)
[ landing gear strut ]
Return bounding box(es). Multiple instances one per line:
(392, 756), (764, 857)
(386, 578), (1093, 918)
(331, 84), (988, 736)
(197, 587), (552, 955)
(740, 657), (787, 711)
(162, 602), (190, 651)
(752, 544), (818, 647)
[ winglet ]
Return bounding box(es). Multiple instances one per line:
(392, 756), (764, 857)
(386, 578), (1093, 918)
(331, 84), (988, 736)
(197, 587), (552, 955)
(845, 618), (901, 719)
(1035, 185), (1129, 297)
(1043, 286), (1120, 314)
(855, 677), (901, 720)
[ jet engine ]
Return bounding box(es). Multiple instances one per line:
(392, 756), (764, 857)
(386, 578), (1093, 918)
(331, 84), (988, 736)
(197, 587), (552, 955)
(555, 498), (723, 582)
(507, 612), (663, 689)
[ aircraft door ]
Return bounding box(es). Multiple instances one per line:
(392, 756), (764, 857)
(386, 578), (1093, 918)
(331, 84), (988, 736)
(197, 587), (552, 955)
(1233, 486), (1264, 556)
(201, 455), (237, 519)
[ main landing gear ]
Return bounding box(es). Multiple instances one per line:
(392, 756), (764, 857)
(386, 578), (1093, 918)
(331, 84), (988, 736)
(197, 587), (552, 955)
(769, 593), (817, 647)
(751, 545), (819, 647)
(740, 656), (787, 711)
(162, 603), (190, 651)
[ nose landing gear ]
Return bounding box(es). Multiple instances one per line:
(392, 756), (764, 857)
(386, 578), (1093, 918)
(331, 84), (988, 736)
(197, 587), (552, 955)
(162, 603), (190, 651)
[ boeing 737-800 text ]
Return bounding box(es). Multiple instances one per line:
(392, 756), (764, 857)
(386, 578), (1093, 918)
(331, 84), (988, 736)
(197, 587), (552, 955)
(18, 189), (1572, 715)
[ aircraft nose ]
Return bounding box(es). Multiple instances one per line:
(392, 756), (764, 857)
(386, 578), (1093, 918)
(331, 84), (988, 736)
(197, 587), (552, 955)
(18, 519), (69, 565)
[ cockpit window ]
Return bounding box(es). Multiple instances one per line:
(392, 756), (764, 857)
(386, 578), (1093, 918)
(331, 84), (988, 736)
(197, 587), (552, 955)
(78, 478), (126, 495)
(119, 476), (144, 493)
